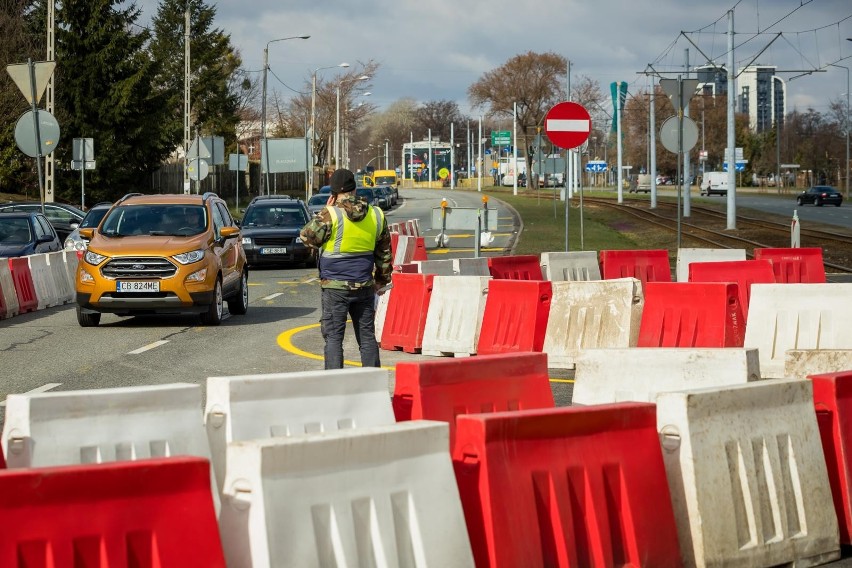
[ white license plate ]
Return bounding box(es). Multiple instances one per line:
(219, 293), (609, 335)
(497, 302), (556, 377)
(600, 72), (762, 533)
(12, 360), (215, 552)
(117, 281), (160, 293)
(261, 247), (287, 255)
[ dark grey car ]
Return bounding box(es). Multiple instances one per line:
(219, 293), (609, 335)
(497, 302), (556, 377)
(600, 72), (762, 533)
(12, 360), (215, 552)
(0, 212), (63, 258)
(797, 185), (843, 207)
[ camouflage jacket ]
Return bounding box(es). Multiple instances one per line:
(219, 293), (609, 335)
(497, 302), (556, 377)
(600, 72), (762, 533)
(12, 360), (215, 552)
(300, 194), (393, 290)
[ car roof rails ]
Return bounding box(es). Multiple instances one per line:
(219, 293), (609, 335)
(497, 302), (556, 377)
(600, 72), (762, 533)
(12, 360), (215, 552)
(116, 193), (143, 204)
(93, 201), (114, 207)
(202, 192), (220, 203)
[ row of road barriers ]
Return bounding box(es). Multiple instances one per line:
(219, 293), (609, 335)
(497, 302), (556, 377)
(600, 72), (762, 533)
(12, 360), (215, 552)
(376, 248), (852, 376)
(1, 353), (852, 566)
(0, 250), (79, 321)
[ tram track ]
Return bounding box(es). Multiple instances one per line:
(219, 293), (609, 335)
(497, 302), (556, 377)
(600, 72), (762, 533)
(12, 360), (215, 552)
(581, 197), (852, 274)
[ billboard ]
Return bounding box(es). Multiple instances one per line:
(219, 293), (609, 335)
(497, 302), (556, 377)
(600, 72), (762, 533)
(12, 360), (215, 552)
(261, 138), (309, 174)
(402, 142), (452, 181)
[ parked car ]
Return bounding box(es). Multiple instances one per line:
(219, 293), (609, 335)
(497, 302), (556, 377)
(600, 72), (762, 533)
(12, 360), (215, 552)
(0, 211), (62, 258)
(239, 195), (312, 267)
(0, 201), (84, 241)
(307, 193), (328, 216)
(75, 192), (247, 327)
(797, 185), (843, 207)
(64, 201), (113, 252)
(355, 187), (379, 207)
(700, 172), (729, 196)
(374, 186), (392, 210)
(317, 185), (332, 195)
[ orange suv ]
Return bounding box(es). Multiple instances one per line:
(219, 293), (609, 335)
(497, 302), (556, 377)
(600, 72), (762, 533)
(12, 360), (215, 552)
(75, 192), (248, 326)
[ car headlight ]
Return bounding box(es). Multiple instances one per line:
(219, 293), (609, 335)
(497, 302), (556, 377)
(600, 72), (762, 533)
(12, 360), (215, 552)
(172, 249), (205, 265)
(241, 236), (252, 245)
(84, 250), (106, 265)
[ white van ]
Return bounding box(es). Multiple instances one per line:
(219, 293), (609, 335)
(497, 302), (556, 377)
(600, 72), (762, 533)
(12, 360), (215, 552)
(700, 172), (729, 196)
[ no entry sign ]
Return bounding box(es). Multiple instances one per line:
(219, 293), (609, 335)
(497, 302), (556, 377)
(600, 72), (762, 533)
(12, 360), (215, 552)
(545, 101), (591, 150)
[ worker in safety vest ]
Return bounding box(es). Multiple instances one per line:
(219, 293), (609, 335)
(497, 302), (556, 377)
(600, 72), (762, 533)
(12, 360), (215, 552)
(300, 168), (392, 369)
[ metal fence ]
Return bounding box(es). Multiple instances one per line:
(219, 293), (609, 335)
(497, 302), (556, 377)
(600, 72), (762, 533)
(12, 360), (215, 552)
(150, 163), (308, 209)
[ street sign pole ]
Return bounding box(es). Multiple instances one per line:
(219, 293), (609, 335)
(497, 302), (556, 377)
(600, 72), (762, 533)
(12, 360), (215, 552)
(81, 140), (86, 210)
(27, 59), (45, 213)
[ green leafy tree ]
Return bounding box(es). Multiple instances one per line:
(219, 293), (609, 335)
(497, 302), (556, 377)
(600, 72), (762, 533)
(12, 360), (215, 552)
(0, 0), (43, 194)
(149, 0), (243, 153)
(43, 0), (173, 202)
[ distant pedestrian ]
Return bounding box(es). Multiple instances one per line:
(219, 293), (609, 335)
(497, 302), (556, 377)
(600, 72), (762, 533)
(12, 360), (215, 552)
(300, 168), (392, 369)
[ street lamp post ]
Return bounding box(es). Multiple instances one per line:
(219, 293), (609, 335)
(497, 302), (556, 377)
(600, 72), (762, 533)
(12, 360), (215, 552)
(261, 34), (309, 195)
(335, 75), (369, 169)
(311, 63), (349, 190)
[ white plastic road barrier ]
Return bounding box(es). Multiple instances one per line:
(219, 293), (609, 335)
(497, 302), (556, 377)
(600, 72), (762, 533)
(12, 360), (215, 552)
(573, 348), (761, 405)
(542, 278), (644, 369)
(62, 250), (79, 292)
(453, 257), (490, 276)
(46, 251), (74, 305)
(219, 421), (474, 568)
(540, 251), (602, 281)
(418, 259), (456, 275)
(785, 349), (852, 380)
(421, 276), (490, 357)
(656, 379), (840, 568)
(393, 235), (416, 266)
(675, 247), (747, 282)
(0, 258), (20, 319)
(26, 253), (60, 309)
(745, 283), (852, 378)
(374, 287), (392, 343)
(205, 368), (395, 494)
(2, 383), (211, 468)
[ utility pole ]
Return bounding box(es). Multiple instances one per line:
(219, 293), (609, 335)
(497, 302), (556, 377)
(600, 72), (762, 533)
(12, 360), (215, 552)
(44, 0), (55, 203)
(726, 9), (737, 230)
(650, 77), (657, 208)
(183, 3), (191, 194)
(683, 48), (691, 217)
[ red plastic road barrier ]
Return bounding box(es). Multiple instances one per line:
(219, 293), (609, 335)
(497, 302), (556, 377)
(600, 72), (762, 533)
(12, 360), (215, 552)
(687, 259), (776, 319)
(809, 371), (852, 544)
(600, 249), (672, 285)
(452, 404), (681, 568)
(487, 255), (543, 280)
(380, 272), (434, 353)
(477, 280), (552, 355)
(393, 352), (553, 433)
(7, 257), (38, 314)
(754, 247), (826, 283)
(412, 236), (428, 261)
(0, 457), (225, 567)
(638, 282), (745, 347)
(397, 263), (420, 273)
(390, 231), (399, 262)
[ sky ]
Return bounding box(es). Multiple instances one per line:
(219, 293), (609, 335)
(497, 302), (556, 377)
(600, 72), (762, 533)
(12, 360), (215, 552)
(136, 0), (852, 119)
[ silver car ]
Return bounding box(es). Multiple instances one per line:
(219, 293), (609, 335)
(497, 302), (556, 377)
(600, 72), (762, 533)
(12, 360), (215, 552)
(64, 202), (112, 251)
(307, 193), (328, 216)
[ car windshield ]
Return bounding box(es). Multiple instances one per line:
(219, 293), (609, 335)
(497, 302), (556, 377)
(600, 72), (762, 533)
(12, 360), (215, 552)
(308, 195), (327, 206)
(356, 189), (374, 201)
(242, 205), (307, 227)
(374, 176), (395, 185)
(100, 204), (207, 237)
(80, 207), (110, 229)
(0, 218), (32, 244)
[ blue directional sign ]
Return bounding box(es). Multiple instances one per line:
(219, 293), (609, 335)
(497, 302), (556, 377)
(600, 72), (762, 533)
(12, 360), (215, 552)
(723, 162), (746, 172)
(585, 160), (607, 172)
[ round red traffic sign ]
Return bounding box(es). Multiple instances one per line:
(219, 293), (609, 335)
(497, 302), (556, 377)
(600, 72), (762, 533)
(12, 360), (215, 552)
(544, 101), (591, 149)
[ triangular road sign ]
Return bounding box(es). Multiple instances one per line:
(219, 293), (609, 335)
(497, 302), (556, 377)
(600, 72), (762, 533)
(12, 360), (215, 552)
(659, 78), (700, 111)
(6, 61), (56, 105)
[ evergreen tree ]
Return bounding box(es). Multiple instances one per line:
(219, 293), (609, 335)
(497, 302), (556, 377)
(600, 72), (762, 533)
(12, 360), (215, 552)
(51, 0), (173, 202)
(149, 0), (242, 153)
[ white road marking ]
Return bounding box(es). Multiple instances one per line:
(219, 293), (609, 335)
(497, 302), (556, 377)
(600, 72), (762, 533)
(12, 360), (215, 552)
(261, 292), (284, 300)
(0, 383), (62, 406)
(128, 340), (169, 355)
(546, 118), (590, 132)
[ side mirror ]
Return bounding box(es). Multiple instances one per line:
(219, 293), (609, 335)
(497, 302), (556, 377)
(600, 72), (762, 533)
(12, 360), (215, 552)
(37, 234), (55, 243)
(220, 226), (240, 239)
(79, 228), (95, 240)
(70, 222), (80, 229)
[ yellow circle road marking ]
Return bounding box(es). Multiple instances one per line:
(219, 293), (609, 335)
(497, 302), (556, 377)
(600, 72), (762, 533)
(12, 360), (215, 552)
(277, 323), (573, 382)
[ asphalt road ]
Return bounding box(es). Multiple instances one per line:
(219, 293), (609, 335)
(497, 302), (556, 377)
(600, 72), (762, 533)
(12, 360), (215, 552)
(0, 188), (572, 423)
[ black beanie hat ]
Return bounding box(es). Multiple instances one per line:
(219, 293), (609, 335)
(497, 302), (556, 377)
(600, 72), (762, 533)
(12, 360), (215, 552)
(329, 168), (357, 194)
